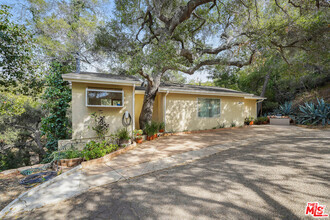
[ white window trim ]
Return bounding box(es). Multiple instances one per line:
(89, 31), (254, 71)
(197, 98), (221, 118)
(86, 88), (124, 107)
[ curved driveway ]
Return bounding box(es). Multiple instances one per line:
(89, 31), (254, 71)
(15, 126), (330, 219)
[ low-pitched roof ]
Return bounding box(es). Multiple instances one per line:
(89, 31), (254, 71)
(62, 72), (141, 85)
(62, 72), (266, 99)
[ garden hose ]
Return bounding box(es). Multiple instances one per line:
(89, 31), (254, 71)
(122, 113), (132, 127)
(19, 171), (58, 188)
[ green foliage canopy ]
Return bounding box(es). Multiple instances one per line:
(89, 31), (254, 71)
(0, 5), (39, 92)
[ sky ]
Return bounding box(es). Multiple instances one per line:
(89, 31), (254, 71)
(0, 0), (211, 82)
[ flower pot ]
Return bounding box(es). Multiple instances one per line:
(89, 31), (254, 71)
(249, 121), (254, 125)
(147, 136), (153, 141)
(57, 158), (82, 167)
(263, 121), (267, 124)
(136, 138), (143, 144)
(153, 134), (157, 138)
(159, 129), (164, 132)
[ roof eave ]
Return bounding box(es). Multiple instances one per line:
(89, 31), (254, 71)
(136, 88), (254, 98)
(244, 96), (267, 100)
(62, 75), (140, 86)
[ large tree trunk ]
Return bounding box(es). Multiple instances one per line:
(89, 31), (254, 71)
(139, 76), (161, 130)
(75, 52), (81, 73)
(257, 72), (271, 116)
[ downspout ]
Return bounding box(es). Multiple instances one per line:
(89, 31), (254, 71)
(132, 84), (135, 138)
(163, 91), (169, 132)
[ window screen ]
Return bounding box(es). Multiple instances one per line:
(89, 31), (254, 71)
(198, 98), (221, 118)
(87, 89), (123, 107)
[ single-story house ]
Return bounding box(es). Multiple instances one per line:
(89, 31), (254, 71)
(62, 72), (265, 139)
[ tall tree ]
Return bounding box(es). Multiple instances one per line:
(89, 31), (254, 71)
(0, 5), (38, 92)
(95, 0), (257, 129)
(27, 0), (103, 72)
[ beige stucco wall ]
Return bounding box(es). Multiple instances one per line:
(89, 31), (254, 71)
(134, 93), (163, 129)
(71, 82), (134, 139)
(165, 93), (257, 132)
(71, 82), (257, 137)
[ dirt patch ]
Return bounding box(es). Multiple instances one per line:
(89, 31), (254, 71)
(0, 173), (27, 210)
(0, 166), (74, 211)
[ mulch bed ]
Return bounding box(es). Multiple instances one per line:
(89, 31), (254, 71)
(0, 173), (27, 210)
(0, 166), (74, 211)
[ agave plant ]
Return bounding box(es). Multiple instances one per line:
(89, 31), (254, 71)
(278, 101), (294, 116)
(297, 98), (330, 126)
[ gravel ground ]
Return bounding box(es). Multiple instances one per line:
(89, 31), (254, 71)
(12, 126), (330, 220)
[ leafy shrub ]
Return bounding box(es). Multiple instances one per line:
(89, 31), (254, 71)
(117, 128), (130, 141)
(230, 121), (236, 127)
(297, 98), (330, 126)
(151, 121), (159, 134)
(90, 112), (110, 140)
(144, 122), (153, 136)
(0, 149), (28, 172)
(82, 140), (119, 161)
(244, 116), (254, 125)
(41, 62), (72, 152)
(253, 118), (261, 125)
(144, 121), (158, 136)
(260, 116), (269, 123)
(64, 148), (82, 159)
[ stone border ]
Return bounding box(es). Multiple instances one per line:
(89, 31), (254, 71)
(81, 142), (137, 168)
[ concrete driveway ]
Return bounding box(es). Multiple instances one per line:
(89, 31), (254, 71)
(14, 126), (330, 219)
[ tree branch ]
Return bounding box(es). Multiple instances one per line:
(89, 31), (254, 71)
(168, 0), (213, 34)
(191, 12), (206, 34)
(201, 42), (246, 55)
(138, 69), (153, 85)
(172, 50), (255, 75)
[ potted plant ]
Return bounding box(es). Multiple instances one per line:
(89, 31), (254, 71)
(145, 123), (154, 141)
(159, 122), (165, 132)
(136, 135), (143, 144)
(134, 129), (143, 144)
(151, 121), (159, 138)
(117, 128), (131, 146)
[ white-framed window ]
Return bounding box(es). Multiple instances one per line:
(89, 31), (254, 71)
(86, 88), (124, 107)
(197, 98), (221, 118)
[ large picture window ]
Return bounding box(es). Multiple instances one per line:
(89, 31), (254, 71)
(198, 98), (221, 118)
(86, 88), (124, 107)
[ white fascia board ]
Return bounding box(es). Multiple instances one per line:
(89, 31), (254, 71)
(62, 77), (140, 86)
(135, 90), (145, 94)
(135, 88), (260, 98)
(244, 96), (267, 100)
(158, 88), (253, 98)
